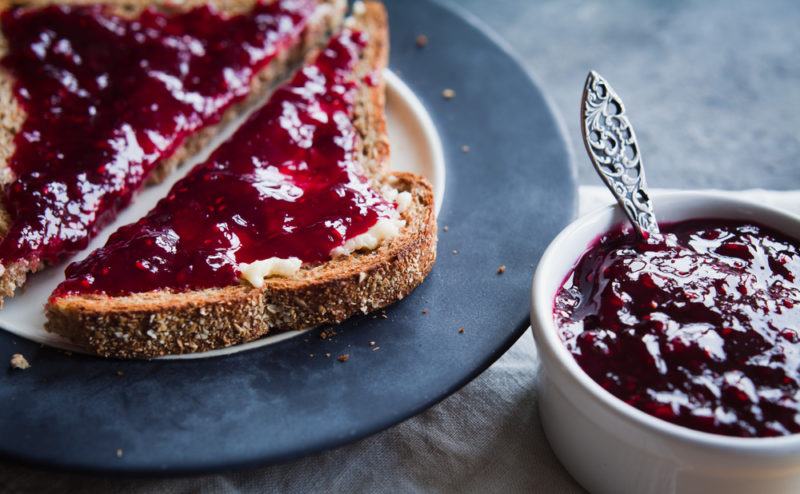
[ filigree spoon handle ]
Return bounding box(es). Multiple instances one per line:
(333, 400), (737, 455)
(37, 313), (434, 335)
(581, 71), (659, 237)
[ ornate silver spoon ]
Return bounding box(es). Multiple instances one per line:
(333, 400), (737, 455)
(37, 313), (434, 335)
(581, 70), (659, 237)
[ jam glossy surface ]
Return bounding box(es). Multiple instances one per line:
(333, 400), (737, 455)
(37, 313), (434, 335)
(555, 219), (800, 437)
(0, 0), (316, 265)
(54, 30), (395, 298)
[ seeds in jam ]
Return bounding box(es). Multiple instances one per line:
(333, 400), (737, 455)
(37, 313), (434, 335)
(53, 30), (397, 298)
(0, 0), (316, 265)
(554, 219), (800, 437)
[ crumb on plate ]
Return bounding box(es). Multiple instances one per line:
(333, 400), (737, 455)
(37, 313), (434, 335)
(10, 353), (30, 370)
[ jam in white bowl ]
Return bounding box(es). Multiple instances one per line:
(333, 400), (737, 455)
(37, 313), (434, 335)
(531, 192), (800, 494)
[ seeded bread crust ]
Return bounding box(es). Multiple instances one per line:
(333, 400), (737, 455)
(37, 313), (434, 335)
(0, 0), (346, 303)
(46, 2), (439, 359)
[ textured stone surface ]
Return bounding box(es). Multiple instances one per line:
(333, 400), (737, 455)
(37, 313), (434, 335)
(458, 0), (800, 189)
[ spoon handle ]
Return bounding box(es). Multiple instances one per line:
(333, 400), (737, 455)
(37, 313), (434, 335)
(581, 71), (659, 237)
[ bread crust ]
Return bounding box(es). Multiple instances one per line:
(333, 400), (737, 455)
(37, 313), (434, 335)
(46, 2), (439, 359)
(0, 0), (346, 302)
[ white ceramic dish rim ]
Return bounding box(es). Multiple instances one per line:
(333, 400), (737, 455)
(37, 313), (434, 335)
(531, 190), (800, 455)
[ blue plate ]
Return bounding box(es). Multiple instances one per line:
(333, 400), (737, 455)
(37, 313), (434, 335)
(0, 0), (575, 474)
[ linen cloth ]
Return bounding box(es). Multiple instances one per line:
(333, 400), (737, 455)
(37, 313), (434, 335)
(2, 186), (799, 494)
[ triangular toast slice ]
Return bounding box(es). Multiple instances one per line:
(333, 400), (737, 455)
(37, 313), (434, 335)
(0, 0), (346, 302)
(46, 1), (437, 359)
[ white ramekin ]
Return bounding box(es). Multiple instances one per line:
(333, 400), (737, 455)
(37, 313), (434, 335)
(531, 192), (800, 494)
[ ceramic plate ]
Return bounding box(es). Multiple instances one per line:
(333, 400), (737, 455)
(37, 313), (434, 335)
(0, 0), (575, 474)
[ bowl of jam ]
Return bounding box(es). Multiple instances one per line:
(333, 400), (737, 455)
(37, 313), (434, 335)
(531, 192), (800, 494)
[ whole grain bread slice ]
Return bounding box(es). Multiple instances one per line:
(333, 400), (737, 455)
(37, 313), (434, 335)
(46, 1), (438, 359)
(0, 0), (346, 303)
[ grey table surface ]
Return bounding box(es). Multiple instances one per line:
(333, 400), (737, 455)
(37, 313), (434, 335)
(2, 0), (800, 492)
(459, 0), (800, 190)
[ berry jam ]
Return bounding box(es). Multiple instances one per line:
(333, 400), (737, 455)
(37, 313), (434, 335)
(0, 0), (317, 265)
(53, 29), (395, 298)
(554, 219), (800, 437)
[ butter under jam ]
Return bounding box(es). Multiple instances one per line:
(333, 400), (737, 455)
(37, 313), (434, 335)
(0, 0), (317, 266)
(555, 219), (800, 437)
(53, 29), (398, 298)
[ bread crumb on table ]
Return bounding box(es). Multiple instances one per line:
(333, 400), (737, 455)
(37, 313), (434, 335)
(10, 353), (30, 370)
(442, 88), (455, 100)
(369, 341), (376, 347)
(415, 34), (428, 48)
(337, 354), (350, 362)
(319, 328), (336, 340)
(497, 264), (506, 274)
(443, 225), (449, 232)
(458, 327), (465, 334)
(461, 145), (470, 153)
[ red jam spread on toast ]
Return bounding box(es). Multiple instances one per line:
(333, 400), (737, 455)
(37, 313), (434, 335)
(52, 29), (397, 298)
(555, 219), (800, 437)
(0, 0), (317, 266)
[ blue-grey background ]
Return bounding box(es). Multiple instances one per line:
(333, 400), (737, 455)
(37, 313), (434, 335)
(458, 0), (800, 189)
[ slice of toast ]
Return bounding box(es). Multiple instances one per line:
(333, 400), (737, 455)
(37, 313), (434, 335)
(45, 1), (438, 359)
(0, 0), (346, 303)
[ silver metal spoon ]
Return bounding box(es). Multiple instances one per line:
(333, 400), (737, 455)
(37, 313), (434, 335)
(581, 70), (659, 238)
